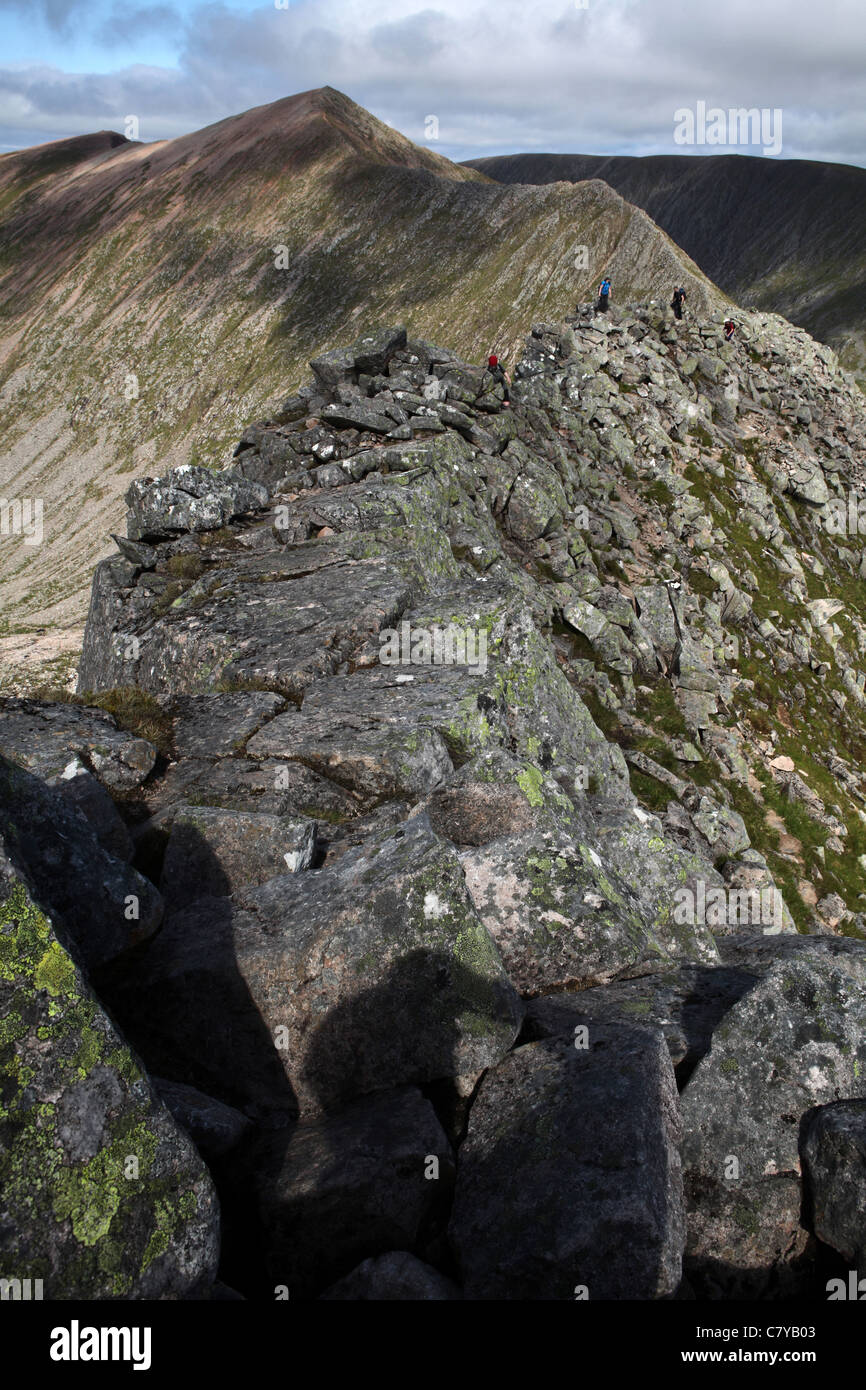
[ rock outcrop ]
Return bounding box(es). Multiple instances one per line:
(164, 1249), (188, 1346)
(6, 297), (866, 1298)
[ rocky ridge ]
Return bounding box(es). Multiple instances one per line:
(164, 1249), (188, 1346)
(467, 151), (866, 384)
(5, 300), (866, 1299)
(0, 86), (724, 635)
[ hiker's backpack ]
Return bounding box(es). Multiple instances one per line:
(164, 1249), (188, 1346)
(600, 279), (611, 296)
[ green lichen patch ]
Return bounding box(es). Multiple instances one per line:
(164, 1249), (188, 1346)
(0, 862), (215, 1296)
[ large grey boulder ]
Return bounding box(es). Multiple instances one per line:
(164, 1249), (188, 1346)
(449, 1025), (685, 1300)
(460, 830), (649, 992)
(125, 464), (268, 541)
(801, 1102), (866, 1267)
(159, 805), (318, 908)
(100, 816), (523, 1119)
(680, 958), (866, 1297)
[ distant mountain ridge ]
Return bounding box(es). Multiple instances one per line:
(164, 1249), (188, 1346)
(0, 86), (725, 638)
(465, 152), (866, 382)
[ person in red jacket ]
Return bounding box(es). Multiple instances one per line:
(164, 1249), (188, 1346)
(487, 354), (510, 407)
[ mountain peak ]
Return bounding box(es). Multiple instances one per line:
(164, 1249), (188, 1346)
(168, 85), (484, 183)
(0, 128), (132, 174)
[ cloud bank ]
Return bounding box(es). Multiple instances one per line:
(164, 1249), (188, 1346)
(0, 0), (863, 166)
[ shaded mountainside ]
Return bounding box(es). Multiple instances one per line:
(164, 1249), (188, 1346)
(6, 301), (866, 1299)
(0, 86), (723, 638)
(466, 153), (866, 383)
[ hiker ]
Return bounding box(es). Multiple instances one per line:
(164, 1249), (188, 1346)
(671, 286), (687, 320)
(486, 354), (510, 407)
(724, 318), (736, 342)
(597, 277), (612, 313)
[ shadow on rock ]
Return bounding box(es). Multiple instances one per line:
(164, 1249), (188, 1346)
(92, 823), (299, 1126)
(215, 949), (508, 1300)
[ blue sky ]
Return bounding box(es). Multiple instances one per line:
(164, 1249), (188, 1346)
(0, 0), (864, 166)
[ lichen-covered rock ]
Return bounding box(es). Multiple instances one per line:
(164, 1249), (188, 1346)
(486, 612), (633, 802)
(718, 853), (798, 936)
(592, 805), (722, 962)
(690, 795), (750, 857)
(0, 841), (219, 1299)
(0, 755), (162, 970)
(77, 528), (417, 698)
(460, 830), (650, 992)
(125, 464), (268, 541)
(422, 747), (583, 845)
(633, 582), (682, 659)
(449, 1025), (685, 1299)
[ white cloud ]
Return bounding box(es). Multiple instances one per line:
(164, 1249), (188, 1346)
(0, 0), (863, 165)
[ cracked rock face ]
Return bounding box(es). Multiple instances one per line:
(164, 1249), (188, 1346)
(7, 300), (866, 1299)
